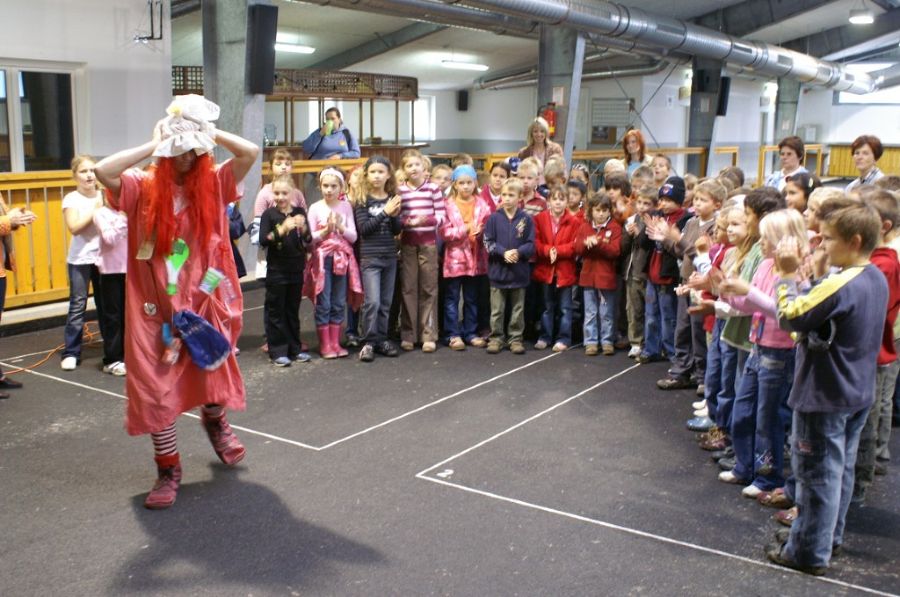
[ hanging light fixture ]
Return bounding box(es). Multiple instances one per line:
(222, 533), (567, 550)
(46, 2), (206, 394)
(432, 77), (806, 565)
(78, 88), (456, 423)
(849, 0), (874, 25)
(441, 60), (489, 71)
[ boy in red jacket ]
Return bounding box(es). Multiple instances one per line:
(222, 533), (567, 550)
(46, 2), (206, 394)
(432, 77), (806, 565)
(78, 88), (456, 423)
(533, 186), (581, 351)
(577, 193), (623, 355)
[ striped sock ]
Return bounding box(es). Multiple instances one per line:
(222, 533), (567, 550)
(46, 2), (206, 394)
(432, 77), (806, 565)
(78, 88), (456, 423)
(151, 422), (178, 456)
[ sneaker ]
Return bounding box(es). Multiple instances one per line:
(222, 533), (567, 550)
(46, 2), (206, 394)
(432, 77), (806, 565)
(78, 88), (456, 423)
(486, 340), (503, 354)
(584, 344), (599, 356)
(700, 435), (730, 452)
(469, 337), (487, 348)
(710, 446), (735, 462)
(692, 398), (706, 410)
(627, 345), (642, 358)
(718, 470), (748, 484)
(345, 335), (361, 348)
(376, 341), (399, 357)
(422, 341), (437, 353)
(636, 353), (661, 364)
(775, 506), (798, 527)
(272, 356), (291, 367)
(757, 487), (794, 509)
(359, 344), (375, 362)
(102, 361), (127, 376)
(742, 484), (764, 499)
(764, 543), (826, 576)
(686, 416), (714, 432)
(449, 337), (466, 351)
(693, 406), (709, 417)
(534, 339), (548, 350)
(718, 456), (736, 470)
(144, 464), (182, 510)
(201, 411), (246, 466)
(259, 342), (268, 353)
(552, 342), (568, 352)
(510, 341), (526, 354)
(696, 384), (705, 397)
(614, 339), (630, 350)
(61, 356), (77, 371)
(400, 341), (415, 351)
(292, 352), (311, 363)
(656, 376), (696, 390)
(772, 528), (842, 558)
(601, 344), (615, 356)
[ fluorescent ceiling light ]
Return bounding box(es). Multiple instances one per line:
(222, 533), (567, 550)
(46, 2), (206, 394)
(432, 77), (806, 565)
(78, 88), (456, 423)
(441, 60), (489, 71)
(275, 43), (315, 54)
(849, 8), (874, 24)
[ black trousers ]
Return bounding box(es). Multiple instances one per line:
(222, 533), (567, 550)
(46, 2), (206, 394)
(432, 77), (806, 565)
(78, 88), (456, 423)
(99, 273), (126, 364)
(265, 280), (302, 359)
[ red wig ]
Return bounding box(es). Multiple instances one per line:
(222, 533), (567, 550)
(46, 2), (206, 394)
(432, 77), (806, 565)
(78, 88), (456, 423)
(622, 130), (646, 165)
(142, 153), (219, 255)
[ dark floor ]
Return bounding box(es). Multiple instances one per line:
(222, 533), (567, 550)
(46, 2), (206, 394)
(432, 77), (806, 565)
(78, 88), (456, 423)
(1, 287), (898, 596)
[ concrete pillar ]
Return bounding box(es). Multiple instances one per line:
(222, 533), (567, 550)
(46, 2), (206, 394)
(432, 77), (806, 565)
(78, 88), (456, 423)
(201, 0), (268, 276)
(686, 57), (724, 176)
(537, 25), (579, 148)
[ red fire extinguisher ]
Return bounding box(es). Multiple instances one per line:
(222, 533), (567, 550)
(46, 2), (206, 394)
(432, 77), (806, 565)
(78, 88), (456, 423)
(541, 103), (557, 138)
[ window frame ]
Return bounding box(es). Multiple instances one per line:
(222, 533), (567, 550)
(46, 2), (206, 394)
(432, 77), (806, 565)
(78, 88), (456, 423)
(0, 60), (81, 173)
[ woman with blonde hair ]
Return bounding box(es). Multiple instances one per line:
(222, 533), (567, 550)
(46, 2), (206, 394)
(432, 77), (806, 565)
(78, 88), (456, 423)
(518, 117), (563, 183)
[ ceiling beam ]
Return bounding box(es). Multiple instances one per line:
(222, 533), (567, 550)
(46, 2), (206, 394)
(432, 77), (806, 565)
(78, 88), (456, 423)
(171, 0), (201, 19)
(305, 22), (447, 70)
(691, 0), (833, 38)
(783, 8), (900, 58)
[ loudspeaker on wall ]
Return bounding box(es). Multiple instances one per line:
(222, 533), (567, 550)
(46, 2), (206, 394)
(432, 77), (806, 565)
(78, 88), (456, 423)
(716, 76), (731, 117)
(247, 4), (279, 95)
(457, 90), (469, 111)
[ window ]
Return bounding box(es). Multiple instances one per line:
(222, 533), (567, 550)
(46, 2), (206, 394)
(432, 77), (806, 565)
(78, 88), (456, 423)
(0, 66), (75, 172)
(414, 96), (435, 142)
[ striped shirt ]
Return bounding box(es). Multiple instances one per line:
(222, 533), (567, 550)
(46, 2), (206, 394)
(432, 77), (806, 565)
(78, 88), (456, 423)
(398, 180), (445, 246)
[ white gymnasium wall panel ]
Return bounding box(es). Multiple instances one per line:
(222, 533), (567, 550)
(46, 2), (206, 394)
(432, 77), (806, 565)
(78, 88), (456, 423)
(0, 0), (171, 157)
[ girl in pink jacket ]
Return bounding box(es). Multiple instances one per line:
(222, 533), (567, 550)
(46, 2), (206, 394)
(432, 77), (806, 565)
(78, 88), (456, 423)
(440, 165), (492, 350)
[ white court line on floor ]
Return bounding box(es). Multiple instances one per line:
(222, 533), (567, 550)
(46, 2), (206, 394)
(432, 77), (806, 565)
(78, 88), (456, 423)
(3, 348), (565, 451)
(0, 361), (321, 451)
(414, 363), (898, 597)
(315, 350), (567, 450)
(417, 475), (897, 597)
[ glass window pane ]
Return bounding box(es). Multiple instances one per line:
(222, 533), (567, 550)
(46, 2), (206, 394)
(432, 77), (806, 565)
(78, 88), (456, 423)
(21, 71), (74, 171)
(0, 71), (10, 172)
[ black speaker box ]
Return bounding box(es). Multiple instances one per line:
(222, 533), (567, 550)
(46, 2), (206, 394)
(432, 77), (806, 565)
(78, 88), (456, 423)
(247, 4), (279, 95)
(716, 76), (731, 116)
(457, 90), (469, 111)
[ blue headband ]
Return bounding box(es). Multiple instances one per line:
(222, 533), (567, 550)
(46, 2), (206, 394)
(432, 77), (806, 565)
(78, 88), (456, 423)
(451, 165), (477, 182)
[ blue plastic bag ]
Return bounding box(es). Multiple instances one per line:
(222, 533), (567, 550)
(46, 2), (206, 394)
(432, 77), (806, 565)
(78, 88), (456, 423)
(172, 309), (231, 371)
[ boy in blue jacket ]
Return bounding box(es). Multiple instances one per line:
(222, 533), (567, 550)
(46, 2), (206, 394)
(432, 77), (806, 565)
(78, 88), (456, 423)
(766, 201), (888, 576)
(484, 178), (535, 354)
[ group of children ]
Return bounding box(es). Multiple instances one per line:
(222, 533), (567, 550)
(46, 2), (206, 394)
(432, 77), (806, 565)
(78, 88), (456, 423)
(247, 136), (900, 577)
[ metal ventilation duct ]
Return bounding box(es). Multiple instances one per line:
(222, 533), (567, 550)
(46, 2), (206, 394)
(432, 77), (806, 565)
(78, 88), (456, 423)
(442, 0), (875, 93)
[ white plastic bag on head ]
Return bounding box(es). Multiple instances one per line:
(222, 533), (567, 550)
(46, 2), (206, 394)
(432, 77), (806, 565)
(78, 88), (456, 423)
(153, 94), (220, 158)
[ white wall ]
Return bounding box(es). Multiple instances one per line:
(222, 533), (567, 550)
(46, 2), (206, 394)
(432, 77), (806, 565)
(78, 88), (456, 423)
(1, 0), (172, 158)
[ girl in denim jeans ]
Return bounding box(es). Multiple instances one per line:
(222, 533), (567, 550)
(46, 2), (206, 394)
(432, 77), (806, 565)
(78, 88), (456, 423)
(718, 209), (808, 497)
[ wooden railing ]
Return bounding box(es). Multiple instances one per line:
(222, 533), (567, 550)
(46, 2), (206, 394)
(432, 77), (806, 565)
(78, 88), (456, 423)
(1, 171), (76, 308)
(828, 144), (900, 178)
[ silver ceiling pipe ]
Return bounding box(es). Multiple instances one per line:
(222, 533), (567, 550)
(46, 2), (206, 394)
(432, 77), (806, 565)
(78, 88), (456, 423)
(298, 0), (539, 36)
(475, 60), (672, 89)
(443, 0), (875, 93)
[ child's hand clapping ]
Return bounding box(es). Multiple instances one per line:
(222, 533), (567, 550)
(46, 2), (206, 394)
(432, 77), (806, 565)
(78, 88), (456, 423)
(719, 276), (751, 296)
(583, 235), (599, 249)
(775, 237), (803, 277)
(503, 249), (519, 263)
(384, 195), (402, 217)
(694, 234), (711, 254)
(549, 246), (557, 264)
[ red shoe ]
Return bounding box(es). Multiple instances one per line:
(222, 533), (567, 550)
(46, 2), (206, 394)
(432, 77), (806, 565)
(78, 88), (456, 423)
(317, 325), (337, 359)
(144, 454), (182, 510)
(329, 324), (349, 358)
(201, 410), (246, 466)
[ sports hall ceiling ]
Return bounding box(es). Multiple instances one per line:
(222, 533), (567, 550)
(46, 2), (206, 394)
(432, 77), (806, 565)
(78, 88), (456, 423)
(171, 0), (900, 90)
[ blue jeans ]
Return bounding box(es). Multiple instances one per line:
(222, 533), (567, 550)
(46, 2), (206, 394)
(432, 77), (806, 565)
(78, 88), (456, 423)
(784, 407), (868, 567)
(360, 256), (397, 344)
(63, 263), (103, 360)
(642, 281), (676, 358)
(715, 342), (747, 432)
(583, 287), (615, 346)
(314, 256), (348, 326)
(704, 318), (725, 423)
(540, 284), (574, 346)
(731, 346), (795, 490)
(444, 275), (481, 342)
